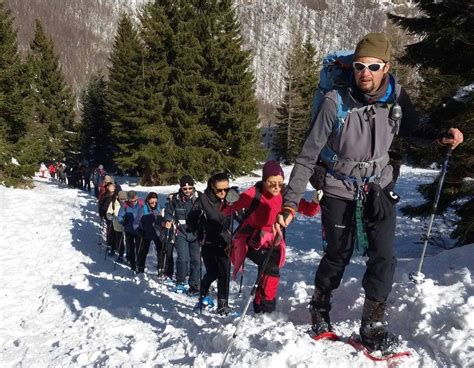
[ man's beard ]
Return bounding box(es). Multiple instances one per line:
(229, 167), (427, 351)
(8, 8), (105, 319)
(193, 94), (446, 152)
(358, 79), (376, 94)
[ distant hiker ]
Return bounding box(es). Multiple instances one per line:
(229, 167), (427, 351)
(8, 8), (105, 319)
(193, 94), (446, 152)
(92, 165), (105, 198)
(164, 175), (200, 294)
(188, 172), (232, 314)
(39, 162), (47, 178)
(118, 190), (144, 271)
(57, 163), (67, 184)
(99, 181), (116, 249)
(277, 33), (464, 352)
(224, 160), (320, 314)
(82, 164), (92, 192)
(107, 190), (127, 257)
(136, 192), (163, 274)
(48, 163), (56, 180)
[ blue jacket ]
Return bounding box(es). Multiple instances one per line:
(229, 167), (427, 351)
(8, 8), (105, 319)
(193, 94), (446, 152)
(164, 190), (200, 241)
(118, 199), (144, 234)
(138, 202), (163, 240)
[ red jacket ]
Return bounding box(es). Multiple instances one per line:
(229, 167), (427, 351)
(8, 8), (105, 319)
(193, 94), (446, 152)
(223, 183), (320, 278)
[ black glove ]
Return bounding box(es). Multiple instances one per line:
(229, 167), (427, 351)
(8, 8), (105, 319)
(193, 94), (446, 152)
(364, 183), (396, 223)
(123, 212), (134, 225)
(225, 186), (240, 205)
(279, 207), (294, 222)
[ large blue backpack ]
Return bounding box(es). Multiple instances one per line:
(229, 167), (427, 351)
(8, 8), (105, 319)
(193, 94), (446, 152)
(310, 50), (354, 131)
(310, 50), (354, 168)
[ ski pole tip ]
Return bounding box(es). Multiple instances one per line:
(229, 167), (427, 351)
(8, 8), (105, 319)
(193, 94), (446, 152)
(409, 271), (425, 284)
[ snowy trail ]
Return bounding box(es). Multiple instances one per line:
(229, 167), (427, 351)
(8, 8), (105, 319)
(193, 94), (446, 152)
(1, 168), (473, 367)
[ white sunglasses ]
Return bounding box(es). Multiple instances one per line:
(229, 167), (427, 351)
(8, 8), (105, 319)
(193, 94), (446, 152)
(353, 62), (386, 72)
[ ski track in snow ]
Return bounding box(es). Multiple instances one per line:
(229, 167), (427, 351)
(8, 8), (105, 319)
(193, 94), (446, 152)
(0, 166), (473, 367)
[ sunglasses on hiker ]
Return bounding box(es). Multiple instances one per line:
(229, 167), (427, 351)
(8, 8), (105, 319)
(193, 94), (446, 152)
(266, 181), (284, 189)
(181, 186), (194, 191)
(353, 62), (385, 72)
(214, 187), (230, 194)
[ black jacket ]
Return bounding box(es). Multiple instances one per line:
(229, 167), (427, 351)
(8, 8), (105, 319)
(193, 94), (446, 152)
(98, 192), (114, 219)
(188, 187), (231, 248)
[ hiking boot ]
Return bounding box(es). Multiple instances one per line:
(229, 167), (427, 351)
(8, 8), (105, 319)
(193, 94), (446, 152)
(217, 299), (232, 316)
(360, 298), (399, 353)
(186, 287), (200, 297)
(360, 321), (399, 352)
(309, 288), (332, 335)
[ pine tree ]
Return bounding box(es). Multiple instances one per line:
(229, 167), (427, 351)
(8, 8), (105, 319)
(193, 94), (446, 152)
(274, 32), (318, 163)
(107, 12), (149, 175)
(137, 2), (176, 184)
(389, 1), (474, 245)
(28, 19), (76, 162)
(0, 2), (29, 144)
(161, 0), (215, 182)
(79, 73), (112, 168)
(0, 2), (35, 187)
(196, 0), (264, 175)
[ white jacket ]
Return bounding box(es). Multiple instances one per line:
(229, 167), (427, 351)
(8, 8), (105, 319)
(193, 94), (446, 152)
(106, 199), (124, 232)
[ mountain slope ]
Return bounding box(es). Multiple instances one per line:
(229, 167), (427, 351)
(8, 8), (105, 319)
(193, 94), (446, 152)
(5, 0), (412, 103)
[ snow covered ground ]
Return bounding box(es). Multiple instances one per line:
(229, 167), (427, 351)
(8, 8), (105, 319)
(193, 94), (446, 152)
(0, 165), (473, 367)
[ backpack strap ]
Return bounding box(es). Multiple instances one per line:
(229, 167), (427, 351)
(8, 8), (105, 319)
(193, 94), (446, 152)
(234, 184), (262, 234)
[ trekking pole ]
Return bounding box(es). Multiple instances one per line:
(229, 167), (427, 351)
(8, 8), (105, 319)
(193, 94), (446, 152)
(409, 146), (452, 284)
(197, 211), (207, 314)
(160, 228), (171, 291)
(103, 222), (112, 261)
(113, 232), (125, 271)
(225, 204), (235, 307)
(239, 263), (244, 294)
(220, 231), (282, 368)
(98, 218), (105, 246)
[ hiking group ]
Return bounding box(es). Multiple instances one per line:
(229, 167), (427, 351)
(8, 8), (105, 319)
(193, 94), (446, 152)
(68, 33), (464, 356)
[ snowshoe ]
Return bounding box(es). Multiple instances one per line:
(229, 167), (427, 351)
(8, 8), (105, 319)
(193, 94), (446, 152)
(216, 305), (239, 317)
(193, 296), (216, 313)
(172, 283), (188, 294)
(348, 334), (410, 361)
(163, 277), (175, 286)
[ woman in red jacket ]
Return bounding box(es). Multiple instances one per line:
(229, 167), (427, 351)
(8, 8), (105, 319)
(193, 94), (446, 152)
(224, 160), (320, 314)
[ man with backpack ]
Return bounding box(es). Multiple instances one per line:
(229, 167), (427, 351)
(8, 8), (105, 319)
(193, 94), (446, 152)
(118, 190), (144, 272)
(277, 33), (463, 353)
(164, 175), (201, 295)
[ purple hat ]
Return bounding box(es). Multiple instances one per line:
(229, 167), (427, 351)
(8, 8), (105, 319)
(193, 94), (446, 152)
(262, 160), (284, 181)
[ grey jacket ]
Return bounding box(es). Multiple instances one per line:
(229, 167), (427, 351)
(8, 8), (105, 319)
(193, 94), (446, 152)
(284, 74), (419, 209)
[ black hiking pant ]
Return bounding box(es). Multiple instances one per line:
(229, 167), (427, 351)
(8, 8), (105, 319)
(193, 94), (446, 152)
(125, 232), (140, 270)
(316, 196), (396, 302)
(115, 231), (125, 256)
(201, 246), (230, 301)
(136, 235), (163, 273)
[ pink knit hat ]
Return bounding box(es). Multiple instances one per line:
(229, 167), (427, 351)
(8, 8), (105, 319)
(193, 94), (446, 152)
(262, 160), (284, 181)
